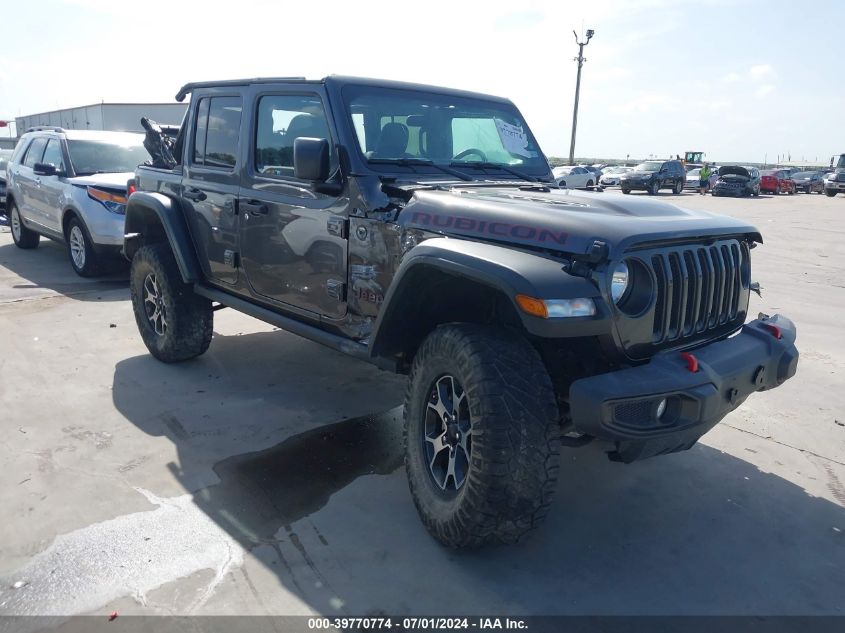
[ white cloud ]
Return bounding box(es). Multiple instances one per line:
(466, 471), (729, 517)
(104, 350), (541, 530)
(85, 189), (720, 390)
(755, 84), (776, 98)
(723, 72), (741, 82)
(708, 98), (732, 111)
(750, 64), (775, 79)
(609, 94), (670, 114)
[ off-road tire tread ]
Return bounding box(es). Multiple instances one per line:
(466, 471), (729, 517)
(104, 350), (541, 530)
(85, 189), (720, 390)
(130, 243), (213, 363)
(404, 324), (560, 548)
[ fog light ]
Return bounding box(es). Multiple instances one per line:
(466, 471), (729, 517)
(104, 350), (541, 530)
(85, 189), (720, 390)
(655, 398), (667, 420)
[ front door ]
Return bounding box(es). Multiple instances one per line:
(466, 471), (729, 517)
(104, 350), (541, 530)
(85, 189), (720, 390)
(182, 93), (244, 286)
(35, 138), (66, 233)
(238, 89), (348, 319)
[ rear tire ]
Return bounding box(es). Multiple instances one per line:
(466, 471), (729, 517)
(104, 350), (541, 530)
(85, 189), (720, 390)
(130, 243), (213, 363)
(65, 216), (101, 277)
(673, 179), (683, 194)
(404, 324), (560, 548)
(9, 202), (40, 249)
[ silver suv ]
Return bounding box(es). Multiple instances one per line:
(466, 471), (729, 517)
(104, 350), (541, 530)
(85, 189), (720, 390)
(5, 127), (151, 276)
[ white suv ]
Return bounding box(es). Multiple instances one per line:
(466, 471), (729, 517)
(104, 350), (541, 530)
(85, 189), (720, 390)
(5, 127), (151, 276)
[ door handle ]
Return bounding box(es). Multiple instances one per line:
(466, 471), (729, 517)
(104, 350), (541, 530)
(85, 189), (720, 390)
(183, 188), (207, 202)
(241, 201), (268, 216)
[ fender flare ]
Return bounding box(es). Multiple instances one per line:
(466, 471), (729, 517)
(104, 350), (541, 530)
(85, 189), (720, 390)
(124, 191), (202, 283)
(369, 238), (608, 361)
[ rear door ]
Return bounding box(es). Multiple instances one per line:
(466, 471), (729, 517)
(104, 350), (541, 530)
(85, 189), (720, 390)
(16, 136), (48, 226)
(238, 86), (348, 319)
(182, 91), (245, 286)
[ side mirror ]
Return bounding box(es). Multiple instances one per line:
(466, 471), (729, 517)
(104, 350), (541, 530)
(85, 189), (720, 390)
(294, 137), (330, 182)
(33, 162), (57, 176)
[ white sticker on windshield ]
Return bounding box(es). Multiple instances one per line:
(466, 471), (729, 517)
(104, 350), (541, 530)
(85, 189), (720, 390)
(495, 119), (532, 157)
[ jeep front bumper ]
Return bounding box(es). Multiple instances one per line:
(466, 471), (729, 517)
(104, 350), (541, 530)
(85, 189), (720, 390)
(569, 314), (798, 463)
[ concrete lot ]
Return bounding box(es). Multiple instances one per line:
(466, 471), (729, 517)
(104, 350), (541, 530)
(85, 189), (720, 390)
(0, 191), (843, 619)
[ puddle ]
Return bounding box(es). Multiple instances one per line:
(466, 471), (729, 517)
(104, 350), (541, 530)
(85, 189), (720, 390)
(0, 408), (404, 619)
(192, 407), (404, 547)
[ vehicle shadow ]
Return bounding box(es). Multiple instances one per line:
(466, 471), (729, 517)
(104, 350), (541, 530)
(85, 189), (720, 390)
(0, 234), (128, 302)
(111, 333), (845, 615)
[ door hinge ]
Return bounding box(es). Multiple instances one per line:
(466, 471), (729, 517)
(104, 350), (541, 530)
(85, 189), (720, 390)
(326, 279), (346, 301)
(327, 217), (349, 239)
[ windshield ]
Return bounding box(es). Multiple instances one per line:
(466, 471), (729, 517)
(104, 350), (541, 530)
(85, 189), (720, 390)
(67, 138), (151, 175)
(606, 166), (629, 174)
(343, 85), (549, 177)
(687, 168), (700, 177)
(837, 155), (845, 169)
(635, 161), (662, 172)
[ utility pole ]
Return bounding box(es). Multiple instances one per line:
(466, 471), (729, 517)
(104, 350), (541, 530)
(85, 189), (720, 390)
(568, 28), (594, 166)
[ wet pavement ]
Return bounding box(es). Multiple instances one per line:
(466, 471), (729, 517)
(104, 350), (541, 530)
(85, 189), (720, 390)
(0, 192), (843, 620)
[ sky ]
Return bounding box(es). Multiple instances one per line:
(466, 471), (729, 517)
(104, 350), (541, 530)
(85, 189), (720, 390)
(1, 0), (843, 163)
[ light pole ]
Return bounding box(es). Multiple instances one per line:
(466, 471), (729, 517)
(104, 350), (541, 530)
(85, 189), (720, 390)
(568, 28), (594, 166)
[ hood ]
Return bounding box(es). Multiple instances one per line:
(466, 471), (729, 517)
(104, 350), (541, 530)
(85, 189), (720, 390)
(398, 186), (761, 260)
(620, 170), (654, 179)
(67, 171), (134, 190)
(718, 166), (750, 179)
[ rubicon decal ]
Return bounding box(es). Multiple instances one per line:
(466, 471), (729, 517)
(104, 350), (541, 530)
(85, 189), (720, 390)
(409, 212), (568, 245)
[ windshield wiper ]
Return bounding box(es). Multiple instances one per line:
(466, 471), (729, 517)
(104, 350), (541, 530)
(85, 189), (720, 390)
(450, 161), (539, 183)
(367, 157), (472, 181)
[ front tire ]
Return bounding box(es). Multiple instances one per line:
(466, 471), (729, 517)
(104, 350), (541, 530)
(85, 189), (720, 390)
(9, 202), (40, 249)
(66, 216), (101, 277)
(621, 186), (631, 194)
(130, 243), (213, 363)
(404, 324), (561, 548)
(826, 190), (837, 197)
(648, 180), (660, 195)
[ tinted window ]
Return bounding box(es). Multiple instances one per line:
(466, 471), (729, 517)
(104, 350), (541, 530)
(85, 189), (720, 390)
(192, 98), (210, 165)
(23, 137), (48, 168)
(193, 96), (241, 169)
(255, 94), (332, 178)
(41, 139), (65, 172)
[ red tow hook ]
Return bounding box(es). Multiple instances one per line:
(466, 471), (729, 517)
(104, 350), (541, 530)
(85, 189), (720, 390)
(680, 352), (699, 373)
(763, 323), (782, 339)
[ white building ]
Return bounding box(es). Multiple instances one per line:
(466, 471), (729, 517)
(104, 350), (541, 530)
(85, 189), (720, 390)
(15, 102), (187, 135)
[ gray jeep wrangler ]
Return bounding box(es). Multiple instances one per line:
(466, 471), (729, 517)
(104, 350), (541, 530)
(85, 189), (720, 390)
(124, 76), (799, 547)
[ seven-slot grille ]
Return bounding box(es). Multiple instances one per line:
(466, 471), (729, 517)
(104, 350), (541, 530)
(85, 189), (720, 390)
(649, 240), (748, 343)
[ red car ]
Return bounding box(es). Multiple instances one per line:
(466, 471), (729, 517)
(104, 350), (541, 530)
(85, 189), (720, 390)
(760, 169), (796, 195)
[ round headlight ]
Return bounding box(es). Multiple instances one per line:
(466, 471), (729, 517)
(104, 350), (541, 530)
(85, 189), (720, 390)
(611, 261), (629, 304)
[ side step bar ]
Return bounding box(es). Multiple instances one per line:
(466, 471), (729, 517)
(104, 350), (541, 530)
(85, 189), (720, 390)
(193, 285), (391, 369)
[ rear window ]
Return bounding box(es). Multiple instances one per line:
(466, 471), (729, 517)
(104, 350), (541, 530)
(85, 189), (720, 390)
(11, 139), (31, 164)
(192, 96), (242, 169)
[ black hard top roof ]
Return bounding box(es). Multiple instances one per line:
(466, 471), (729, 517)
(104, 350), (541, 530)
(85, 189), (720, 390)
(175, 75), (511, 104)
